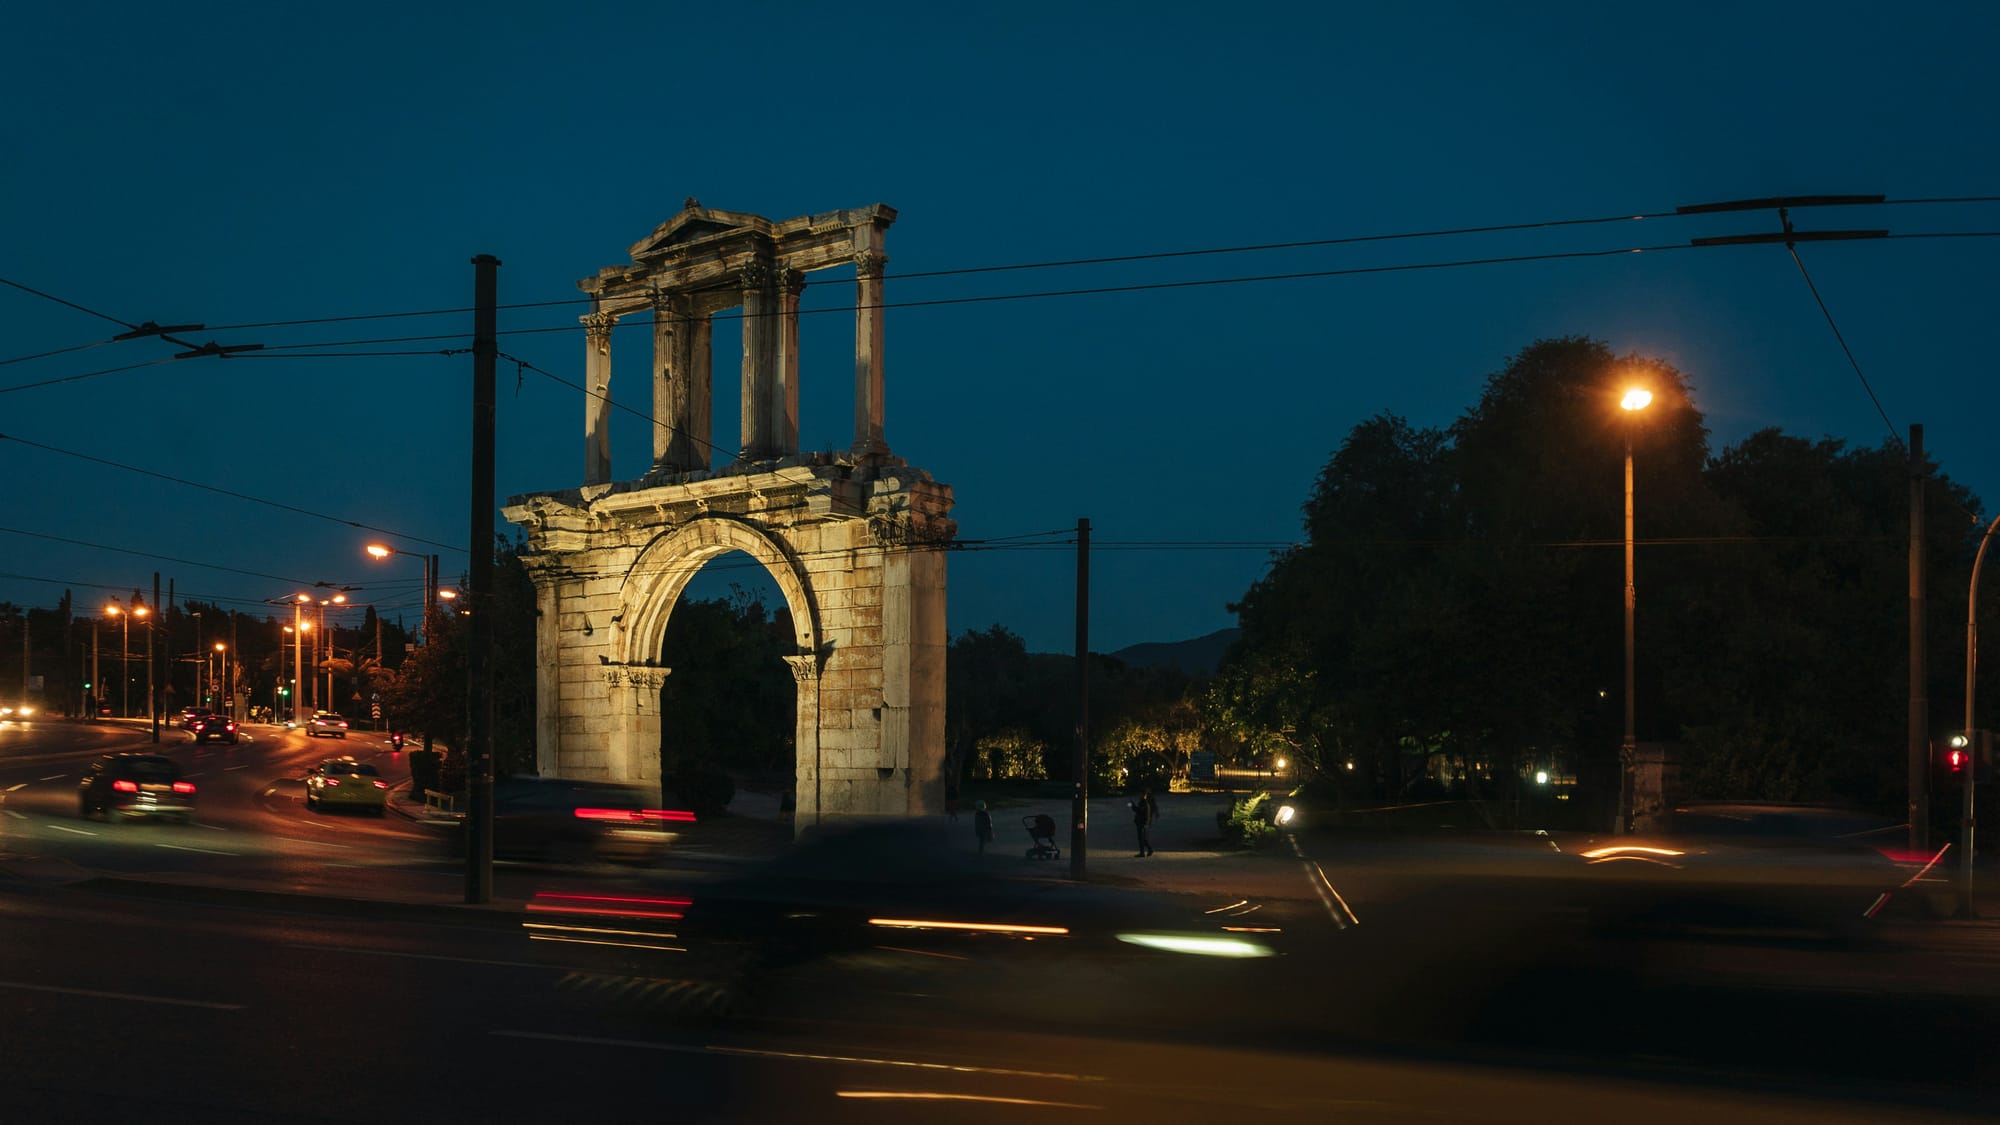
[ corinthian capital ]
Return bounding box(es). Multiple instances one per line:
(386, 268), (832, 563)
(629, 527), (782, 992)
(853, 250), (888, 279)
(580, 310), (617, 346)
(777, 266), (807, 296)
(740, 261), (774, 291)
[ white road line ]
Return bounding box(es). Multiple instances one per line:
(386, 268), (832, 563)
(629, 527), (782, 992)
(38, 774), (65, 781)
(194, 821), (229, 831)
(49, 824), (98, 836)
(0, 979), (244, 1011)
(276, 837), (354, 849)
(155, 843), (237, 856)
(6, 783), (27, 792)
(4, 810), (26, 821)
(225, 764), (253, 771)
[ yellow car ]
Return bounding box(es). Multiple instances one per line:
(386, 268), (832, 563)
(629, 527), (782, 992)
(304, 756), (389, 815)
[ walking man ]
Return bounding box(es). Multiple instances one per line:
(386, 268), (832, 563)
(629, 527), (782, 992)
(1132, 787), (1158, 857)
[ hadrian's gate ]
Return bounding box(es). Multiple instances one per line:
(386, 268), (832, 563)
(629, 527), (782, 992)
(502, 202), (955, 825)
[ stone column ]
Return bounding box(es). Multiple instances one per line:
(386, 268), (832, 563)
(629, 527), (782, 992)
(852, 248), (890, 458)
(784, 653), (823, 829)
(774, 267), (805, 457)
(650, 290), (679, 468)
(740, 263), (777, 461)
(582, 310), (616, 485)
(689, 307), (713, 470)
(534, 578), (561, 775)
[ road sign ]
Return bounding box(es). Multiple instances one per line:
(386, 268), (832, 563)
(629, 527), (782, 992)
(371, 703), (382, 719)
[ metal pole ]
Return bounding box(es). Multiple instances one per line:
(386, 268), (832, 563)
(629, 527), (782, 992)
(149, 574), (160, 742)
(91, 618), (99, 721)
(1959, 511), (2000, 918)
(1912, 425), (1931, 853)
(1070, 517), (1090, 879)
(1619, 434), (1637, 834)
(423, 553), (436, 756)
(293, 602), (306, 727)
(119, 611), (129, 719)
(466, 252), (500, 904)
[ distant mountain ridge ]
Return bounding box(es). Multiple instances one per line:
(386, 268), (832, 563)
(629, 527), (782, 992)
(1108, 628), (1239, 677)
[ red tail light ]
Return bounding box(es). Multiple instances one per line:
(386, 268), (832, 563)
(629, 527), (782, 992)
(574, 807), (696, 823)
(372, 780), (388, 789)
(323, 778), (339, 787)
(172, 781), (196, 794)
(112, 779), (138, 792)
(226, 723), (236, 732)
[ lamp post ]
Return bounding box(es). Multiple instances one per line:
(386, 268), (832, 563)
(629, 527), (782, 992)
(1618, 386), (1653, 834)
(105, 600), (145, 718)
(317, 593), (348, 715)
(89, 615), (100, 721)
(289, 594), (312, 727)
(367, 544), (440, 754)
(213, 642), (227, 711)
(1957, 512), (2000, 917)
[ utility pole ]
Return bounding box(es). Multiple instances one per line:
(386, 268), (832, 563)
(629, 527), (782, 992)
(466, 253), (500, 904)
(424, 553), (437, 755)
(150, 573), (161, 742)
(1070, 517), (1090, 880)
(1911, 425), (1930, 853)
(229, 611), (239, 721)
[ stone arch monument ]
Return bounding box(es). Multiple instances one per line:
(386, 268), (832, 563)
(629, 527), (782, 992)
(503, 202), (955, 825)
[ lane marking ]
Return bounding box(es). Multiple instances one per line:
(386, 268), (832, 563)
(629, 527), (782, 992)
(4, 810), (26, 821)
(49, 824), (98, 836)
(0, 979), (243, 1011)
(38, 774), (65, 781)
(837, 1091), (1101, 1109)
(195, 822), (229, 831)
(491, 1031), (1102, 1083)
(6, 783), (27, 792)
(225, 764), (253, 771)
(155, 843), (237, 856)
(275, 837), (354, 849)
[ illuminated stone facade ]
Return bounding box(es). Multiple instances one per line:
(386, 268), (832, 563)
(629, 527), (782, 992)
(504, 203), (954, 825)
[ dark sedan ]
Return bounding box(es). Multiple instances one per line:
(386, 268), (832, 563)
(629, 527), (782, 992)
(78, 753), (197, 823)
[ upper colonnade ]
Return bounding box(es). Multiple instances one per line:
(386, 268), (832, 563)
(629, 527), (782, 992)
(576, 201), (896, 484)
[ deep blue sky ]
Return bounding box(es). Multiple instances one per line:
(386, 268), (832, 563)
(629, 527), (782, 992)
(3, 2), (1996, 653)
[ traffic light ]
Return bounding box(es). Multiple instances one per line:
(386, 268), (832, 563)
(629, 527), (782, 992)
(1941, 731), (1995, 783)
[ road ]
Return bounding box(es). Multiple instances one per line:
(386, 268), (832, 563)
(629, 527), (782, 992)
(2, 718), (1998, 1121)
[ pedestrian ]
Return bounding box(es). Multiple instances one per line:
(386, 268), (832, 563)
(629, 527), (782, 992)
(945, 778), (961, 822)
(973, 800), (993, 853)
(1132, 787), (1158, 856)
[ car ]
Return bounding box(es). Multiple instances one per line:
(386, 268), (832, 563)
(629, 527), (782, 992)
(304, 756), (389, 814)
(446, 775), (690, 863)
(308, 711), (350, 738)
(191, 714), (238, 744)
(179, 706), (206, 729)
(0, 702), (34, 722)
(1571, 803), (1905, 944)
(78, 753), (196, 823)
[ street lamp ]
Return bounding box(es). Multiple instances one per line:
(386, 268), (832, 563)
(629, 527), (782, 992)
(317, 593), (349, 714)
(1617, 385), (1654, 834)
(365, 544), (438, 634)
(213, 642), (227, 710)
(104, 600), (147, 718)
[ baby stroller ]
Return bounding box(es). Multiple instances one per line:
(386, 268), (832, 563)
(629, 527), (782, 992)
(1023, 813), (1060, 860)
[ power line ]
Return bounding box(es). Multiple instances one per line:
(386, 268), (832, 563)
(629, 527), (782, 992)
(0, 355), (183, 395)
(0, 277), (136, 330)
(497, 350), (740, 467)
(0, 525), (321, 587)
(0, 432), (466, 554)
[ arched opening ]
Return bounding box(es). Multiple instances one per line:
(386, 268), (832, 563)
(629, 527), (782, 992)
(656, 552), (798, 817)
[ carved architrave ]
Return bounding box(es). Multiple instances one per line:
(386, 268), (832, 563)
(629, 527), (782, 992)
(603, 667), (668, 691)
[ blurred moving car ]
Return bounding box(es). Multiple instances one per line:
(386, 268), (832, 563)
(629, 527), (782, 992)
(179, 706), (206, 729)
(304, 756), (389, 814)
(78, 753), (196, 822)
(448, 776), (688, 863)
(308, 711), (350, 739)
(191, 714), (238, 744)
(0, 702), (34, 722)
(1574, 803), (1905, 942)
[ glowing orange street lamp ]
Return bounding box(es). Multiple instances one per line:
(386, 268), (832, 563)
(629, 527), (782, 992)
(1617, 385), (1653, 833)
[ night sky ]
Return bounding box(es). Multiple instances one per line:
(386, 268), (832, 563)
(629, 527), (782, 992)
(3, 2), (1996, 654)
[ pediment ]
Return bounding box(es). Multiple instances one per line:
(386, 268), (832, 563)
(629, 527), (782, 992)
(627, 203), (776, 261)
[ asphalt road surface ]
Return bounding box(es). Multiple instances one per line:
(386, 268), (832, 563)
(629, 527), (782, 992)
(2, 718), (1998, 1122)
